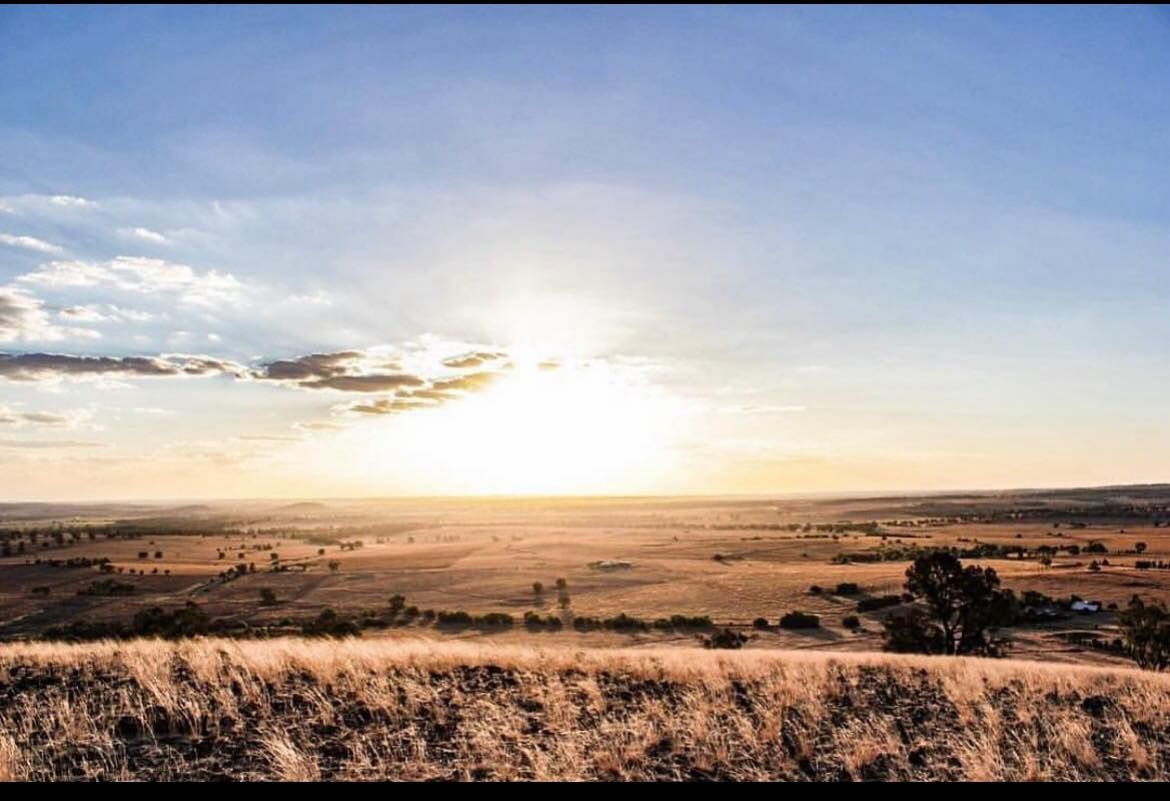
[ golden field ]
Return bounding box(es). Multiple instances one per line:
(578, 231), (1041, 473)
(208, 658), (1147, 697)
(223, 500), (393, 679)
(3, 489), (1169, 665)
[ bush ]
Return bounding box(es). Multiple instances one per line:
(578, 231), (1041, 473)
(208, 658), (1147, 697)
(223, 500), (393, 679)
(702, 628), (749, 649)
(259, 588), (278, 606)
(835, 582), (861, 595)
(532, 581), (543, 594)
(435, 610), (473, 627)
(808, 585), (823, 595)
(779, 611), (820, 629)
(1085, 541), (1108, 554)
(603, 613), (648, 631)
(78, 579), (135, 597)
(842, 615), (861, 630)
(857, 595), (902, 612)
(752, 617), (770, 630)
(302, 608), (360, 638)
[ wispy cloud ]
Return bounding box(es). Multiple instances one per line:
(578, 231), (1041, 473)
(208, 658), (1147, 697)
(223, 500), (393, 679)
(117, 226), (170, 245)
(719, 404), (808, 415)
(0, 287), (100, 343)
(18, 256), (246, 306)
(0, 438), (106, 449)
(0, 234), (64, 255)
(48, 195), (96, 209)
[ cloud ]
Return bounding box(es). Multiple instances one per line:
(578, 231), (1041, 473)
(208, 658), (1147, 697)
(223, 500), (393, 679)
(117, 227), (170, 245)
(0, 234), (64, 254)
(0, 287), (99, 342)
(48, 195), (96, 208)
(235, 434), (302, 442)
(346, 397), (438, 415)
(293, 420), (345, 432)
(58, 304), (154, 324)
(0, 352), (246, 382)
(252, 350), (423, 393)
(335, 365), (512, 416)
(0, 439), (106, 449)
(430, 370), (505, 393)
(18, 256), (246, 305)
(718, 404), (807, 415)
(0, 405), (93, 428)
(441, 350), (507, 369)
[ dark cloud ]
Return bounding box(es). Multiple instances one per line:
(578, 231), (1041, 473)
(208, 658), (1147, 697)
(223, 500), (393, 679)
(441, 350), (507, 369)
(301, 374), (426, 393)
(0, 352), (245, 381)
(253, 351), (363, 382)
(253, 350), (418, 392)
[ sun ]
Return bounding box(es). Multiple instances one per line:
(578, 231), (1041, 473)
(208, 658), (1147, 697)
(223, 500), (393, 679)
(311, 356), (688, 495)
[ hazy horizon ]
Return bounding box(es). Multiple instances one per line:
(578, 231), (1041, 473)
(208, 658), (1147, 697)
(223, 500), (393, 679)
(2, 6), (1169, 499)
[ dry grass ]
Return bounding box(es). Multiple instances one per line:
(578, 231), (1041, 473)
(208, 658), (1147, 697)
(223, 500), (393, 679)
(2, 637), (1170, 781)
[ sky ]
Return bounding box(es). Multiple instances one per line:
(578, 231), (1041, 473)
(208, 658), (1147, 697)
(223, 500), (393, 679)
(1, 5), (1169, 500)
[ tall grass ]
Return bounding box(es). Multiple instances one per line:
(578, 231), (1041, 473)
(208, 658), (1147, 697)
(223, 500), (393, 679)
(1, 638), (1169, 780)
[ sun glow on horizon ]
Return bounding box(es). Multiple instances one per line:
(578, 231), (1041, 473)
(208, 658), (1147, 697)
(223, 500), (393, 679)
(292, 356), (693, 496)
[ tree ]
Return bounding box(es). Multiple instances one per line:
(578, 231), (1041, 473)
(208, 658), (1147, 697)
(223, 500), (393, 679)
(1136, 542), (1148, 555)
(532, 581), (544, 595)
(884, 552), (1014, 656)
(1119, 596), (1170, 671)
(259, 588), (278, 606)
(328, 560), (341, 572)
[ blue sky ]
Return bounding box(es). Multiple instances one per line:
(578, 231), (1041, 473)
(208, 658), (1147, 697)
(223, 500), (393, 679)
(1, 6), (1168, 498)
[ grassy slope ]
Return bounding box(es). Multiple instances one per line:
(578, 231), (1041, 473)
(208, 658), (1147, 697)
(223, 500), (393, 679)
(2, 638), (1169, 781)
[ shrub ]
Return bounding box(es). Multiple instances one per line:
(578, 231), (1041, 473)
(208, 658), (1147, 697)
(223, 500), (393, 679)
(555, 577), (567, 589)
(835, 582), (861, 595)
(302, 608), (360, 638)
(808, 585), (823, 595)
(1085, 541), (1108, 554)
(78, 579), (135, 597)
(436, 610), (474, 627)
(532, 581), (543, 594)
(779, 611), (820, 629)
(388, 594), (406, 614)
(154, 551), (163, 559)
(857, 595), (902, 612)
(752, 617), (770, 630)
(259, 588), (278, 606)
(477, 612), (514, 628)
(842, 615), (861, 630)
(702, 628), (750, 649)
(328, 560), (341, 572)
